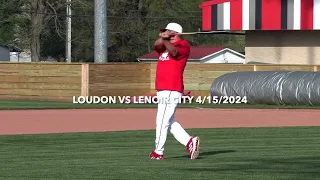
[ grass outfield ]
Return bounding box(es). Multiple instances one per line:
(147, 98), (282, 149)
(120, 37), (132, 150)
(0, 127), (319, 180)
(0, 100), (320, 110)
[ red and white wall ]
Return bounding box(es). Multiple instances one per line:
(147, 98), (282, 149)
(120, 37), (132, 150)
(200, 0), (320, 31)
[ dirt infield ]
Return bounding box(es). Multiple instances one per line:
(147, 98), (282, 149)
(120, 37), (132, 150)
(1, 108), (320, 135)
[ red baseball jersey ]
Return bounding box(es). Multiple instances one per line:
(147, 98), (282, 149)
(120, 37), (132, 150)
(154, 40), (190, 93)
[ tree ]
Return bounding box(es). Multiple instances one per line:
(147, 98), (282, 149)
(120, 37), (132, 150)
(0, 0), (22, 44)
(18, 0), (66, 62)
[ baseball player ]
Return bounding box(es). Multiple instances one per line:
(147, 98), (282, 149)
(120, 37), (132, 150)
(149, 22), (200, 160)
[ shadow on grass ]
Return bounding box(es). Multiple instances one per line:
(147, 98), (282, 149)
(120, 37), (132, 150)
(169, 150), (237, 159)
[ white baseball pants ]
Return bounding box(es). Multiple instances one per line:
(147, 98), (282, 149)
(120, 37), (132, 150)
(154, 90), (191, 155)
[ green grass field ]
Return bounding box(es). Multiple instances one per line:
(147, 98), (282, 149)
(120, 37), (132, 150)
(1, 127), (319, 180)
(0, 100), (320, 110)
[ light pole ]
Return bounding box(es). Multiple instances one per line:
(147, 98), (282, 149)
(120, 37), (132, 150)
(94, 0), (108, 63)
(66, 0), (72, 63)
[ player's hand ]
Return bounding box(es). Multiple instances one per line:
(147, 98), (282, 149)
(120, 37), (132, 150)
(160, 32), (171, 39)
(160, 31), (177, 41)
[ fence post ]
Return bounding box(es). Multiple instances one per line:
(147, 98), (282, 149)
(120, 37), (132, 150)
(149, 62), (155, 94)
(253, 64), (257, 71)
(313, 65), (318, 72)
(81, 63), (89, 96)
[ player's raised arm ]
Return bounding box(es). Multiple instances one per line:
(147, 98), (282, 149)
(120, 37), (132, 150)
(154, 32), (169, 53)
(162, 38), (178, 57)
(154, 36), (164, 49)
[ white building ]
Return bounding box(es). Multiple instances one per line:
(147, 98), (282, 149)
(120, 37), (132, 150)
(137, 46), (245, 63)
(9, 51), (32, 62)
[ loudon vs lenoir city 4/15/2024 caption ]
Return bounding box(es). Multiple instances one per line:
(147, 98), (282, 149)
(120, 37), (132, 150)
(72, 95), (248, 104)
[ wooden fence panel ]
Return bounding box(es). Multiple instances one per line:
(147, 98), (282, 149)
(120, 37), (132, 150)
(185, 64), (255, 71)
(1, 62), (319, 102)
(0, 63), (82, 102)
(254, 64), (315, 71)
(88, 63), (151, 97)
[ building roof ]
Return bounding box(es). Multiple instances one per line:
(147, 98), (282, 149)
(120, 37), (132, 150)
(0, 43), (22, 52)
(138, 46), (228, 60)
